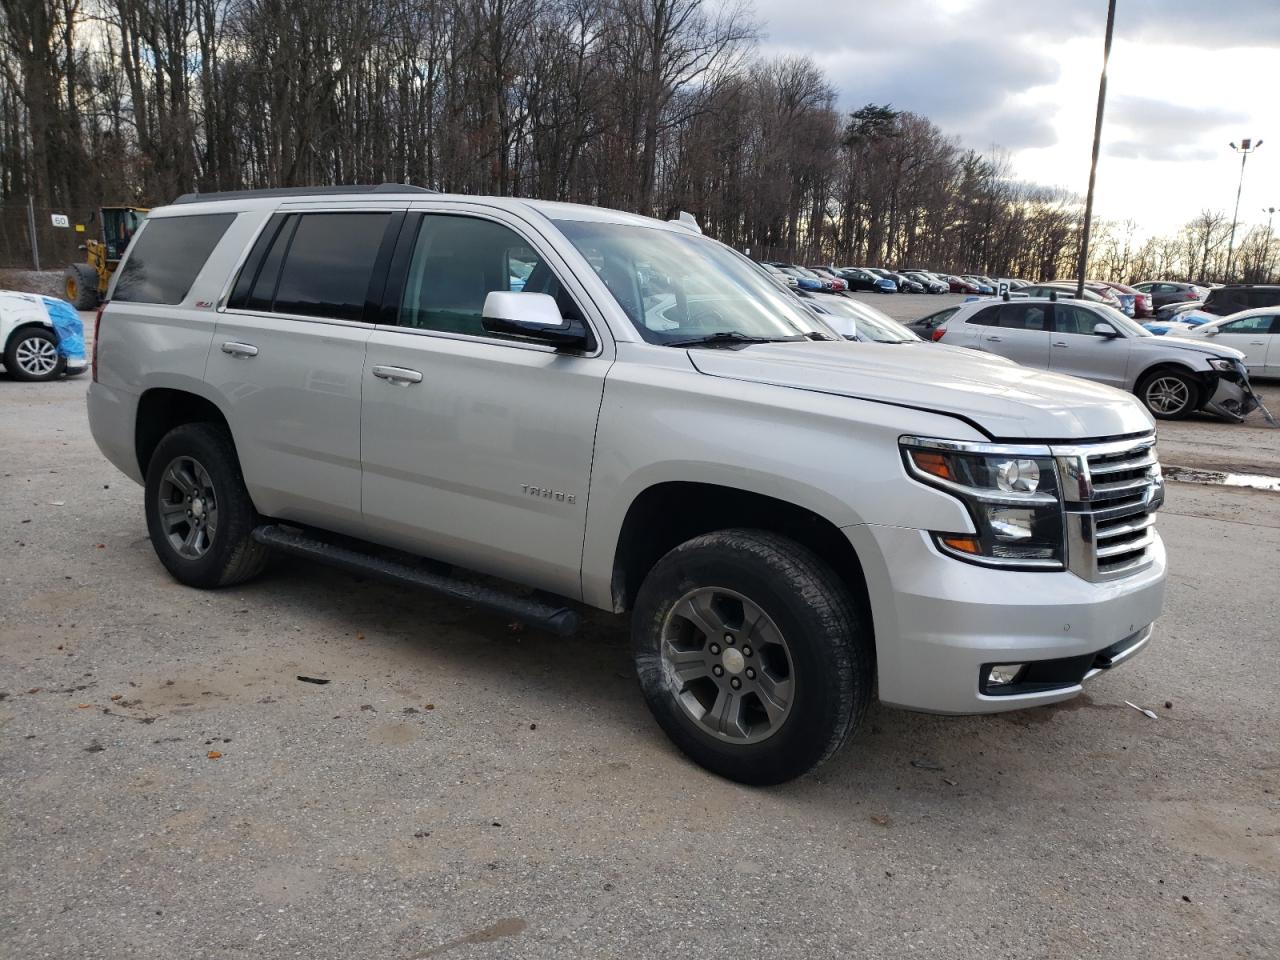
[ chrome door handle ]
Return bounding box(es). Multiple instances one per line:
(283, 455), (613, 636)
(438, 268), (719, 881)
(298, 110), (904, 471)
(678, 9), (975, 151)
(1052, 341), (1068, 347)
(1249, 341), (1266, 345)
(221, 341), (258, 357)
(371, 364), (423, 385)
(984, 335), (1003, 342)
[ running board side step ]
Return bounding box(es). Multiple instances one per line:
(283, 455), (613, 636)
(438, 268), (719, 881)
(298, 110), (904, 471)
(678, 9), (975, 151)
(251, 524), (580, 636)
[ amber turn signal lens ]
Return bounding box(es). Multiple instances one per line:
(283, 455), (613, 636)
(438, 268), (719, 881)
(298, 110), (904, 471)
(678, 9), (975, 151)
(940, 535), (981, 555)
(910, 450), (954, 481)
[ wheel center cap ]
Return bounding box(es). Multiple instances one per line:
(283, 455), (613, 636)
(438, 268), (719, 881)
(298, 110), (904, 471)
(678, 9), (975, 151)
(191, 498), (205, 519)
(721, 647), (746, 675)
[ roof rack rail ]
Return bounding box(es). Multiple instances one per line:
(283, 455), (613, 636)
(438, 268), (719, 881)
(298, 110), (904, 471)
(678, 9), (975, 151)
(171, 184), (438, 204)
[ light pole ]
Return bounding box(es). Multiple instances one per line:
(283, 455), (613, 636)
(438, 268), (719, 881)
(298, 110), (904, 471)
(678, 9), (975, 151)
(1076, 0), (1118, 299)
(1224, 138), (1263, 281)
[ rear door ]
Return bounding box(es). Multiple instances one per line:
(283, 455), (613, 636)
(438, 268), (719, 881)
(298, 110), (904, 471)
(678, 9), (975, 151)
(1210, 313), (1278, 374)
(208, 207), (402, 532)
(358, 206), (612, 599)
(1048, 302), (1130, 388)
(971, 301), (1051, 368)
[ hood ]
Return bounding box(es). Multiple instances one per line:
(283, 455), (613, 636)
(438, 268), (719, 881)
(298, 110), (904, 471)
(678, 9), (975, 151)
(688, 341), (1153, 440)
(1149, 335), (1245, 360)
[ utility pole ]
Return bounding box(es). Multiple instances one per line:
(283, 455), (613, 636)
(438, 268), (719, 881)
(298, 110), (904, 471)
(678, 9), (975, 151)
(1264, 206), (1277, 282)
(1076, 0), (1117, 300)
(26, 196), (41, 271)
(1225, 139), (1263, 281)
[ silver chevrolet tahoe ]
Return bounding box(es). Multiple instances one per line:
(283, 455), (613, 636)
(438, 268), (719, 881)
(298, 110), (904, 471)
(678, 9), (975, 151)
(87, 185), (1167, 784)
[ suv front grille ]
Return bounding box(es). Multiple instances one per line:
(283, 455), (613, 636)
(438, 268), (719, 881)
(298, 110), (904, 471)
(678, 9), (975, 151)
(1052, 435), (1163, 582)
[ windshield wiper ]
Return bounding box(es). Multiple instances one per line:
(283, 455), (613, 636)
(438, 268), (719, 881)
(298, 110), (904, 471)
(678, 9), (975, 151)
(665, 332), (798, 348)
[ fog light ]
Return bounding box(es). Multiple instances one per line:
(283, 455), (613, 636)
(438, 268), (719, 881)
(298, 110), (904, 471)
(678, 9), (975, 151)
(987, 664), (1024, 687)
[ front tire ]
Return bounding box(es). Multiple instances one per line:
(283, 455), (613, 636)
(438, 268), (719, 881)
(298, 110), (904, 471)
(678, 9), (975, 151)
(4, 327), (63, 381)
(144, 422), (269, 588)
(632, 529), (872, 785)
(1137, 368), (1199, 420)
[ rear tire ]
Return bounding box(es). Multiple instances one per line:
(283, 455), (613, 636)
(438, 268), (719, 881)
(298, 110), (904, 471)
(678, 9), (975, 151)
(4, 327), (63, 381)
(1137, 368), (1199, 420)
(632, 529), (872, 785)
(144, 422), (270, 588)
(64, 264), (99, 310)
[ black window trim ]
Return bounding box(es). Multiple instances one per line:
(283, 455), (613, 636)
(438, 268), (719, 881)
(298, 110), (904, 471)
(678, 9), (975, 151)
(375, 208), (602, 356)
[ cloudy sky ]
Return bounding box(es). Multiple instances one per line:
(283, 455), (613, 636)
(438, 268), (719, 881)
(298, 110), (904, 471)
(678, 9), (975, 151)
(756, 0), (1279, 236)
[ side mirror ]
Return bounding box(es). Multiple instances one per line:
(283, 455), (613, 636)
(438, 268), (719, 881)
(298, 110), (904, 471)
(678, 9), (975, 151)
(1204, 327), (1219, 337)
(1093, 323), (1119, 338)
(481, 291), (589, 350)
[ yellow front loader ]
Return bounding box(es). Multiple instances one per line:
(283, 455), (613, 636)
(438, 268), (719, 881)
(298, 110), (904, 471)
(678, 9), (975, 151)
(63, 206), (148, 309)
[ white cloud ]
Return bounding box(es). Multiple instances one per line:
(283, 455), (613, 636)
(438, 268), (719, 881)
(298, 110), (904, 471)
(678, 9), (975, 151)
(750, 0), (1279, 235)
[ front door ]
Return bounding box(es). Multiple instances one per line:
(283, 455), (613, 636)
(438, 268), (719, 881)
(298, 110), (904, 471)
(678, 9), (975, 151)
(359, 210), (611, 599)
(1048, 302), (1131, 389)
(1210, 313), (1278, 375)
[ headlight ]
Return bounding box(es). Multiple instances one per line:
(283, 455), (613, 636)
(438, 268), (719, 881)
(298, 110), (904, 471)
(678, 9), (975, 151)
(1207, 358), (1237, 372)
(900, 437), (1066, 568)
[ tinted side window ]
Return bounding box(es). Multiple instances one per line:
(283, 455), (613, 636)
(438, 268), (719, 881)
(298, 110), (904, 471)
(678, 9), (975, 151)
(1220, 315), (1277, 334)
(272, 212), (390, 321)
(1054, 304), (1104, 335)
(968, 305), (1001, 326)
(399, 215), (583, 337)
(998, 303), (1048, 330)
(1246, 290), (1280, 309)
(922, 307), (958, 328)
(113, 213), (236, 304)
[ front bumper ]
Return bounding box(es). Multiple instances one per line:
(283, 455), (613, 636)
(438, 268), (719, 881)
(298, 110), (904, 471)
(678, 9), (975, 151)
(1200, 364), (1258, 422)
(846, 522), (1166, 714)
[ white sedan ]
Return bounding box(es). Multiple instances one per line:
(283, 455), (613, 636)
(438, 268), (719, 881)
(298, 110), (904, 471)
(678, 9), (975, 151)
(1, 289), (88, 381)
(1183, 308), (1280, 377)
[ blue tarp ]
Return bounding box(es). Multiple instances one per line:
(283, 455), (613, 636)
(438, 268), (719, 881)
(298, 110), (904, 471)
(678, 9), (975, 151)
(40, 296), (86, 364)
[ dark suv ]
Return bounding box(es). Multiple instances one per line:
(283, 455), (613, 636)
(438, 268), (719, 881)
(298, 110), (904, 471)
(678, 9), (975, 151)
(1203, 284), (1280, 317)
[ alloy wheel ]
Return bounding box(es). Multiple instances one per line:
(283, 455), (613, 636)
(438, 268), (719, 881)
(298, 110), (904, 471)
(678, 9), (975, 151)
(156, 455), (219, 559)
(14, 336), (59, 377)
(660, 586), (795, 743)
(1145, 376), (1191, 415)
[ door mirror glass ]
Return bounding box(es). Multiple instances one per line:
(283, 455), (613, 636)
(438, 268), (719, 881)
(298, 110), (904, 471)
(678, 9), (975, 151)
(482, 291), (588, 349)
(1093, 322), (1119, 338)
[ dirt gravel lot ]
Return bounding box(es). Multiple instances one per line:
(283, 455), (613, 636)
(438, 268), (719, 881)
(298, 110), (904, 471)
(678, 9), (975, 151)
(1, 317), (1277, 959)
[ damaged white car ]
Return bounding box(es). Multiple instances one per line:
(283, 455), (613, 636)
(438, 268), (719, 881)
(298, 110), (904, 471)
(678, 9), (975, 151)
(1, 290), (88, 382)
(933, 297), (1259, 421)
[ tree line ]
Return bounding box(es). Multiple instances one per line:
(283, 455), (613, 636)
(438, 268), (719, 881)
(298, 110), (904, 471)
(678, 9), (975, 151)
(2, 0), (1275, 281)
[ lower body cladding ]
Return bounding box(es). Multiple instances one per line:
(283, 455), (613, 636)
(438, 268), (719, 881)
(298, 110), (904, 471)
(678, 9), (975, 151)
(847, 522), (1166, 714)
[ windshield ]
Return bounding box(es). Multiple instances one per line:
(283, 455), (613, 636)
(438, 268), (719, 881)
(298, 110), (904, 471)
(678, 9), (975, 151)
(553, 220), (828, 344)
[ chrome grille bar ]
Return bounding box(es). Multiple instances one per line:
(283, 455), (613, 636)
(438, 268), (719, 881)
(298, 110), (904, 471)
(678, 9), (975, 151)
(1049, 433), (1163, 582)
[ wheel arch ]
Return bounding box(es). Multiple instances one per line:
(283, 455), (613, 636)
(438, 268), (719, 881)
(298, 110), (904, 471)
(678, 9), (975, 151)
(1133, 360), (1212, 408)
(609, 481), (872, 627)
(135, 387), (236, 478)
(4, 320), (55, 353)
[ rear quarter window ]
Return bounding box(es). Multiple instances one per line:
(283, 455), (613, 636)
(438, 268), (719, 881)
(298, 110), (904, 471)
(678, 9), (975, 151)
(112, 213), (237, 304)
